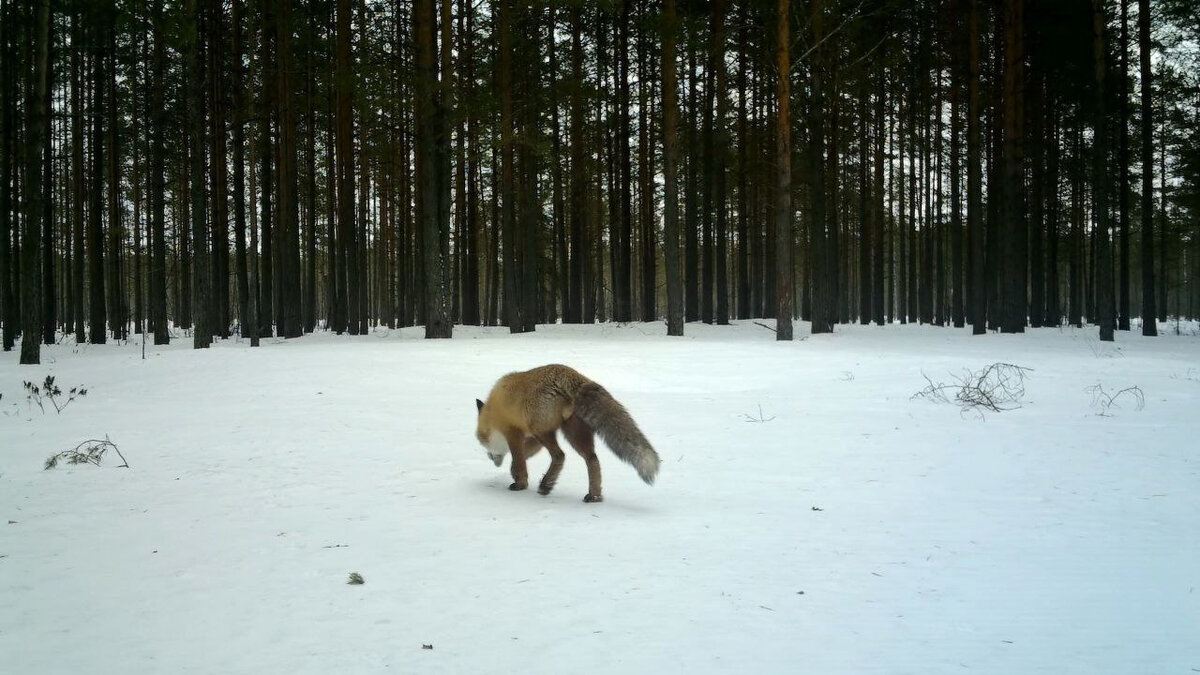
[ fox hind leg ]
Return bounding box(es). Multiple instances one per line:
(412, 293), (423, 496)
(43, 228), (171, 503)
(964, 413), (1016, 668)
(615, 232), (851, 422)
(563, 416), (603, 503)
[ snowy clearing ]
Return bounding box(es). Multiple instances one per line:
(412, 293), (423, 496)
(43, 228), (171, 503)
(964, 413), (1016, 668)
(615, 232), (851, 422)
(2, 321), (1198, 674)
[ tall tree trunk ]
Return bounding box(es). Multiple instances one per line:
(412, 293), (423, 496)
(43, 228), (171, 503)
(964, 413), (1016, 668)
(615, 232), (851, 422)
(334, 0), (353, 334)
(1029, 69), (1045, 328)
(232, 0), (249, 341)
(712, 0), (729, 325)
(1118, 0), (1131, 330)
(1001, 0), (1025, 333)
(186, 0), (211, 348)
(106, 18), (124, 341)
(967, 0), (984, 335)
(874, 65), (887, 326)
(258, 0), (276, 336)
(303, 6), (317, 333)
(276, 0), (301, 338)
(809, 0), (830, 334)
(949, 4), (964, 328)
(614, 1), (632, 323)
(858, 72), (871, 326)
(462, 0), (479, 326)
(775, 0), (793, 340)
(415, 0), (451, 338)
(1138, 0), (1156, 336)
(638, 22), (656, 323)
(684, 45), (699, 322)
(1093, 0), (1114, 341)
(662, 0), (683, 336)
(735, 15), (750, 321)
(1045, 103), (1061, 327)
(88, 9), (107, 344)
(20, 0), (49, 363)
(0, 0), (12, 352)
(39, 9), (53, 345)
(70, 9), (85, 343)
(567, 4), (586, 325)
(498, 0), (521, 332)
(209, 0), (229, 338)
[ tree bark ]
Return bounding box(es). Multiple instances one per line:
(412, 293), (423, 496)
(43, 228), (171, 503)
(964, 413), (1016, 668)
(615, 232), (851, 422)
(662, 0), (683, 336)
(20, 0), (49, 363)
(232, 0), (249, 342)
(968, 0), (984, 335)
(89, 7), (107, 344)
(334, 0), (353, 334)
(1093, 0), (1115, 341)
(1138, 0), (1156, 335)
(186, 0), (210, 348)
(415, 0), (451, 338)
(775, 0), (793, 341)
(1001, 0), (1025, 333)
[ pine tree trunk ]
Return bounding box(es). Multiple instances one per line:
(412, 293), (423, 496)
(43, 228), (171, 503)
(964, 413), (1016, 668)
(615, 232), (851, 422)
(684, 45), (699, 323)
(303, 6), (317, 334)
(967, 0), (984, 335)
(88, 9), (107, 344)
(334, 0), (353, 334)
(106, 18), (125, 341)
(415, 0), (451, 338)
(1118, 0), (1131, 330)
(662, 0), (683, 336)
(258, 0), (276, 337)
(1029, 70), (1045, 328)
(809, 0), (830, 334)
(209, 0), (229, 339)
(1001, 0), (1025, 333)
(275, 0), (301, 338)
(712, 0), (728, 325)
(0, 0), (12, 352)
(858, 72), (871, 326)
(498, 0), (520, 332)
(638, 22), (656, 323)
(567, 4), (586, 325)
(949, 3), (964, 328)
(735, 16), (750, 321)
(1093, 0), (1114, 341)
(1138, 0), (1156, 336)
(70, 9), (85, 343)
(874, 65), (887, 326)
(1045, 102), (1061, 327)
(775, 0), (793, 341)
(185, 0), (210, 348)
(20, 0), (49, 363)
(231, 0), (249, 341)
(39, 10), (54, 346)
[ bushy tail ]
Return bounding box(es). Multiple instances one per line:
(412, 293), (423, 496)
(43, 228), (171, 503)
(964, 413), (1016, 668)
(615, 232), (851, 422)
(574, 382), (660, 485)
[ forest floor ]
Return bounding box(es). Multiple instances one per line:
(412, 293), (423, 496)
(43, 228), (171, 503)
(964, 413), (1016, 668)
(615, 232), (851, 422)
(1, 320), (1198, 674)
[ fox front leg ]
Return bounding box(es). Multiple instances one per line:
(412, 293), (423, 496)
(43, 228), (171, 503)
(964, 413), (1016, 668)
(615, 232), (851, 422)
(506, 432), (529, 491)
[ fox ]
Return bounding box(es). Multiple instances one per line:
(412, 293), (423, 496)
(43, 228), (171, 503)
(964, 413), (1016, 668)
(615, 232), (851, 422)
(475, 364), (660, 503)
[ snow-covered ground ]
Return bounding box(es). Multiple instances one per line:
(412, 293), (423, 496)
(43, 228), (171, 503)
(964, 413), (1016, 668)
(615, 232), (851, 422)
(1, 320), (1197, 674)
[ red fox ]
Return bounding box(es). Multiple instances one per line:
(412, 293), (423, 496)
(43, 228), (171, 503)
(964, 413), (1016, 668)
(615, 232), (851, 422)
(475, 364), (660, 503)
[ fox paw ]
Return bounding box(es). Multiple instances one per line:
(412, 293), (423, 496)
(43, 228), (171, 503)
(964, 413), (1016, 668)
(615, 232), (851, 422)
(537, 485), (554, 496)
(508, 483), (528, 491)
(583, 493), (603, 503)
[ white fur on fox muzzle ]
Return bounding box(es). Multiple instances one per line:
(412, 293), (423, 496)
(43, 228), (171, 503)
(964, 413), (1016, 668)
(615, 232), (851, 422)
(484, 431), (508, 467)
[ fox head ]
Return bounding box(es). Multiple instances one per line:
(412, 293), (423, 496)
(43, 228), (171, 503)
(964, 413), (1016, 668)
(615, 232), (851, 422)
(475, 398), (507, 467)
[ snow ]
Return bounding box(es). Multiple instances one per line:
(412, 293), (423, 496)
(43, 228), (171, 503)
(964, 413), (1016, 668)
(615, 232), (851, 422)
(1, 321), (1198, 674)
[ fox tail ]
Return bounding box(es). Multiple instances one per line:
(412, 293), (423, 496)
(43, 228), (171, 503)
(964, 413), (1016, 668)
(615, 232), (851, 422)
(574, 382), (660, 485)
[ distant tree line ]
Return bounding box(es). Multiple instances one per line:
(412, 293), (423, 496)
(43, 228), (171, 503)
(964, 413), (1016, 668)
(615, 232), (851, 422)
(1, 0), (1198, 363)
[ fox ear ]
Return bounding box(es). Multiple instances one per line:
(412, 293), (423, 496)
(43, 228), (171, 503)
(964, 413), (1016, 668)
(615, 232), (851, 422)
(475, 398), (484, 413)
